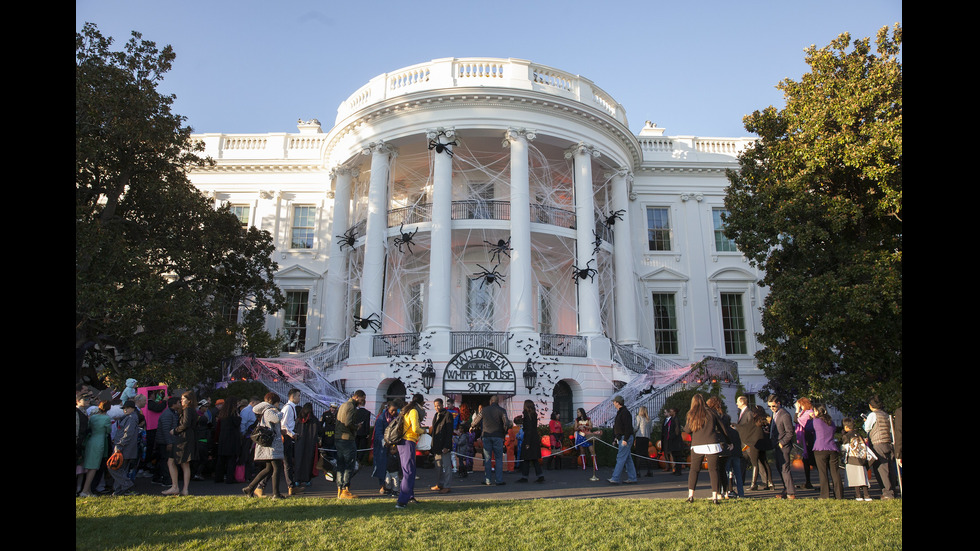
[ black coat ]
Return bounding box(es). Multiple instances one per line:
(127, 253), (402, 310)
(521, 407), (542, 460)
(430, 410), (454, 453)
(215, 414), (241, 457)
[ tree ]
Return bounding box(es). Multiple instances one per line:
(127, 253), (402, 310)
(76, 23), (285, 389)
(723, 24), (902, 416)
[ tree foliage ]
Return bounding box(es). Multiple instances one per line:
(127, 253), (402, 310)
(723, 24), (902, 416)
(76, 23), (285, 389)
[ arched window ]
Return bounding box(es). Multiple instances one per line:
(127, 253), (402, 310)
(553, 381), (573, 425)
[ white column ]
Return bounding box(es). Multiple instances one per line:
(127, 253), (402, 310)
(566, 143), (602, 337)
(505, 128), (536, 333)
(426, 129), (454, 332)
(359, 141), (396, 334)
(323, 166), (356, 343)
(610, 168), (638, 345)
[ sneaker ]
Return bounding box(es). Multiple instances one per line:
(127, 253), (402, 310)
(485, 479), (492, 486)
(607, 479), (621, 484)
(624, 479), (637, 484)
(535, 477), (545, 483)
(516, 478), (529, 483)
(395, 503), (407, 509)
(254, 488), (264, 498)
(496, 481), (506, 486)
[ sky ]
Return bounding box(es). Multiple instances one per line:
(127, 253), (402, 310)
(76, 1), (901, 138)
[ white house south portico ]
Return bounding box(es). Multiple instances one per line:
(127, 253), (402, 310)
(191, 58), (764, 424)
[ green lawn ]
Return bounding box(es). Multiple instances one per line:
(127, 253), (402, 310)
(76, 496), (901, 550)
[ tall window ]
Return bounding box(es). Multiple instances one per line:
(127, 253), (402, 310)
(466, 277), (494, 331)
(720, 292), (747, 355)
(283, 291), (309, 352)
(538, 284), (553, 334)
(291, 205), (316, 249)
(229, 204), (250, 228)
(651, 293), (679, 354)
(713, 208), (737, 252)
(646, 207), (671, 251)
(408, 282), (424, 334)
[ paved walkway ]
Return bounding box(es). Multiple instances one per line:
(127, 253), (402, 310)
(130, 457), (879, 502)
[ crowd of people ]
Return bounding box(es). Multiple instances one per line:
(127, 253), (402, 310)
(76, 382), (902, 504)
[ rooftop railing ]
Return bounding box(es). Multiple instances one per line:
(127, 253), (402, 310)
(336, 58), (628, 126)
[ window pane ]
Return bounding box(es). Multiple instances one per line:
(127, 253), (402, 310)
(647, 207), (671, 251)
(291, 205), (315, 249)
(467, 277), (494, 331)
(713, 209), (737, 252)
(229, 205), (250, 228)
(651, 293), (678, 354)
(283, 291), (309, 352)
(720, 293), (747, 355)
(538, 284), (553, 334)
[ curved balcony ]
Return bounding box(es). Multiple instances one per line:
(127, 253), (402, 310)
(381, 201), (613, 243)
(336, 58), (627, 127)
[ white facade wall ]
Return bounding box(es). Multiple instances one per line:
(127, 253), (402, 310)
(188, 58), (766, 421)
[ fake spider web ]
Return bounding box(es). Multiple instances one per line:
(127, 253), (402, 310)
(327, 135), (673, 415)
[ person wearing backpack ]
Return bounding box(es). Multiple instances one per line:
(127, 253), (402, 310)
(841, 417), (872, 501)
(395, 394), (425, 509)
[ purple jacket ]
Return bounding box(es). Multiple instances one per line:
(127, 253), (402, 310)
(811, 417), (840, 452)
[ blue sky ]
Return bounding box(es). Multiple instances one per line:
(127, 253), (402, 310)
(76, 1), (901, 138)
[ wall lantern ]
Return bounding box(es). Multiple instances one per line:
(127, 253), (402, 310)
(421, 359), (436, 392)
(523, 360), (538, 392)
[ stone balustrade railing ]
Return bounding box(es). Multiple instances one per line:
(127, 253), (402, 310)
(335, 57), (628, 126)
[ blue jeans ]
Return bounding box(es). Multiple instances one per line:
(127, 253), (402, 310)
(611, 436), (637, 482)
(335, 439), (357, 490)
(726, 454), (745, 497)
(482, 435), (504, 483)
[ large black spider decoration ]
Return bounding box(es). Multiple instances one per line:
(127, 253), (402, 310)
(471, 264), (505, 289)
(483, 237), (512, 263)
(603, 209), (626, 227)
(337, 227), (358, 251)
(392, 223), (419, 253)
(353, 312), (382, 333)
(571, 258), (598, 284)
(591, 230), (603, 256)
(428, 133), (459, 157)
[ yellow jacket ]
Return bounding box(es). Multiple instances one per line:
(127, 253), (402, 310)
(402, 406), (423, 443)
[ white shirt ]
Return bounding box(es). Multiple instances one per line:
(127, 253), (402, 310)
(281, 400), (299, 438)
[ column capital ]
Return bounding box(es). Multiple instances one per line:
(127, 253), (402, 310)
(361, 140), (398, 158)
(564, 142), (601, 159)
(604, 167), (634, 183)
(426, 127), (456, 141)
(502, 127), (537, 146)
(328, 165), (359, 180)
(680, 192), (704, 202)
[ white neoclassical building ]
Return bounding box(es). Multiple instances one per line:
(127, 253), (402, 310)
(189, 58), (766, 423)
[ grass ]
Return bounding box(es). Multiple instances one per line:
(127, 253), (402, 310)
(76, 495), (902, 550)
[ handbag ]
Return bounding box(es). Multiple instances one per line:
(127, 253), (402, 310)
(250, 425), (275, 447)
(234, 463), (246, 483)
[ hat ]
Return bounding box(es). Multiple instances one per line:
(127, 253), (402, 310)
(199, 399), (210, 407)
(215, 399), (225, 406)
(613, 395), (625, 405)
(122, 400), (137, 409)
(329, 402), (338, 408)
